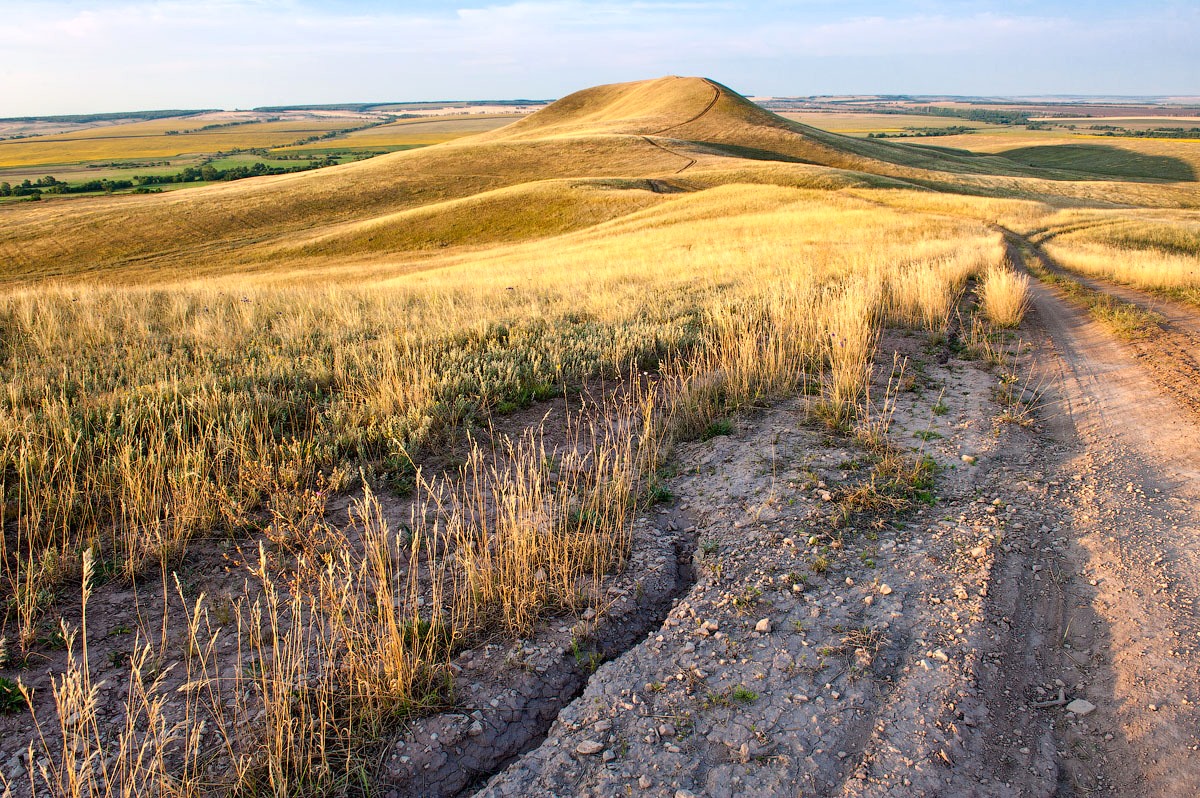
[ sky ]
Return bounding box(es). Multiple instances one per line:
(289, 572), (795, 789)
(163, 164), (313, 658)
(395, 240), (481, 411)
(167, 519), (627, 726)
(1, 0), (1197, 116)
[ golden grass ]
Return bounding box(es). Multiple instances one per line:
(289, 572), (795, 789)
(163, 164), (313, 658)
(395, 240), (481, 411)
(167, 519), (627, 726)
(276, 115), (521, 152)
(980, 263), (1032, 327)
(3, 74), (1156, 797)
(1021, 209), (1200, 304)
(5, 77), (1199, 286)
(1043, 239), (1200, 301)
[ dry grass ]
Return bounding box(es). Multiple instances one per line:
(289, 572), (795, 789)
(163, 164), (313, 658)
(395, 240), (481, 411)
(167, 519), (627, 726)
(277, 115), (520, 152)
(1, 200), (1000, 789)
(0, 76), (1035, 797)
(980, 262), (1032, 327)
(1019, 210), (1200, 305)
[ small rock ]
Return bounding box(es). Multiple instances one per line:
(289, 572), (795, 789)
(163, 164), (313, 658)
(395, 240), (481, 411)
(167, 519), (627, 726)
(639, 775), (653, 789)
(594, 720), (613, 732)
(953, 585), (970, 600)
(1066, 699), (1096, 716)
(576, 740), (604, 756)
(879, 584), (893, 596)
(468, 721), (484, 736)
(970, 546), (988, 559)
(602, 749), (616, 762)
(962, 455), (977, 465)
(676, 791), (698, 798)
(755, 618), (773, 633)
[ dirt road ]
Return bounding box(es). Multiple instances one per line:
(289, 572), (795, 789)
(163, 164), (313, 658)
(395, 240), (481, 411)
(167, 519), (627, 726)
(472, 254), (1200, 797)
(992, 249), (1200, 796)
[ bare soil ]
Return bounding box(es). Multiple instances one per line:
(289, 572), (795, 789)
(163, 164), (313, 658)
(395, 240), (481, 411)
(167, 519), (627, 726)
(5, 266), (1200, 797)
(471, 265), (1200, 796)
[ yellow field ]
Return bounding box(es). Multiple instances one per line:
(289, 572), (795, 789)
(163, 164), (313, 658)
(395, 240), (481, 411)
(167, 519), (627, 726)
(777, 111), (1005, 135)
(0, 118), (359, 168)
(276, 114), (523, 151)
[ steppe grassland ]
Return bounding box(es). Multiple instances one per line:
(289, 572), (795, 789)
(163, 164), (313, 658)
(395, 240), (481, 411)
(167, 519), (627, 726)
(904, 127), (1200, 179)
(776, 112), (1009, 135)
(1023, 210), (1200, 303)
(0, 183), (1018, 795)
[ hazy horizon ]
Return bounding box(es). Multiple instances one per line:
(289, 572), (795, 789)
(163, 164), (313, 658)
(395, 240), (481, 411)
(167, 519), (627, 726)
(1, 0), (1197, 117)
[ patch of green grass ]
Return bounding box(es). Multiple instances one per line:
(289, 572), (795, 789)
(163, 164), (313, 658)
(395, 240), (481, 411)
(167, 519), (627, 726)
(570, 638), (603, 673)
(645, 481), (673, 506)
(702, 418), (734, 440)
(0, 677), (27, 715)
(731, 685), (758, 704)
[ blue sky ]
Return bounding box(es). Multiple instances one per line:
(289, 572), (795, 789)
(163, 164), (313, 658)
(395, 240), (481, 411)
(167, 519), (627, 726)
(0, 1), (1196, 115)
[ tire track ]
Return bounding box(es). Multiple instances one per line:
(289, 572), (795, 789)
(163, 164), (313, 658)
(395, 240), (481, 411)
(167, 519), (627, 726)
(650, 78), (722, 136)
(1002, 227), (1200, 423)
(1000, 238), (1200, 798)
(641, 135), (697, 173)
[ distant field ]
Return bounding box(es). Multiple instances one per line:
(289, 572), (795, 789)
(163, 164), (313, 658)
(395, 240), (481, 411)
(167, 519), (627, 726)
(1033, 116), (1200, 129)
(900, 128), (1200, 181)
(0, 112), (531, 201)
(778, 111), (1007, 135)
(276, 114), (521, 152)
(0, 117), (359, 168)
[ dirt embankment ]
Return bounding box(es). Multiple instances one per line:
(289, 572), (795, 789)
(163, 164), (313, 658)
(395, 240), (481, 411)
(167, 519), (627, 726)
(472, 259), (1200, 796)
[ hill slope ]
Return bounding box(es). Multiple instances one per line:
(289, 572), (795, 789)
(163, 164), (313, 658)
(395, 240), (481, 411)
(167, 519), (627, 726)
(2, 76), (1197, 283)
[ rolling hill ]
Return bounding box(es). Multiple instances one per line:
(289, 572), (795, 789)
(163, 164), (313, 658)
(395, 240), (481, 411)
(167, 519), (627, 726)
(2, 76), (1197, 283)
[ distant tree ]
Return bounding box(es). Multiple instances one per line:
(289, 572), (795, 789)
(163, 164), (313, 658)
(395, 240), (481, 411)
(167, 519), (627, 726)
(0, 182), (10, 197)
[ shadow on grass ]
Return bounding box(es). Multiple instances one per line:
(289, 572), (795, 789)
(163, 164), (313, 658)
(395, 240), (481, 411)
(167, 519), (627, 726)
(998, 144), (1195, 182)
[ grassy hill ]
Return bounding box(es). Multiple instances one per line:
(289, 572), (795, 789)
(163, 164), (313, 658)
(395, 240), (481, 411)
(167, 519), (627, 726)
(2, 76), (1198, 284)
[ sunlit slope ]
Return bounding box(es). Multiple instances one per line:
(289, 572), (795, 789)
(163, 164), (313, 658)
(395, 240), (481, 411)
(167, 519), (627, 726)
(0, 136), (686, 281)
(3, 75), (1198, 283)
(483, 76), (1041, 177)
(254, 178), (671, 265)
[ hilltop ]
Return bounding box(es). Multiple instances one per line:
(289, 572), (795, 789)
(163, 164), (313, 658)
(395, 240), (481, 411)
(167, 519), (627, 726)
(2, 75), (1198, 284)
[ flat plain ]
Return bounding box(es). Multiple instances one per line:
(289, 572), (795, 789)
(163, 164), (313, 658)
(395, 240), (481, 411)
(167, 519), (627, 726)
(1, 76), (1199, 798)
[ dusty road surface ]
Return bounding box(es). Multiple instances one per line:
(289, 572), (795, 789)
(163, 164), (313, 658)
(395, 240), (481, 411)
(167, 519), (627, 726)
(1005, 264), (1200, 797)
(467, 260), (1200, 797)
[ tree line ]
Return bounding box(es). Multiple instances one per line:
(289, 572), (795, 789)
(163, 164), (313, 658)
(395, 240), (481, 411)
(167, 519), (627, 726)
(1, 156), (342, 199)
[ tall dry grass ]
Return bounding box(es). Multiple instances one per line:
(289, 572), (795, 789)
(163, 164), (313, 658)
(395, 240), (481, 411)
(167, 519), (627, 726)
(1042, 239), (1200, 303)
(2, 185), (1008, 796)
(980, 263), (1032, 328)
